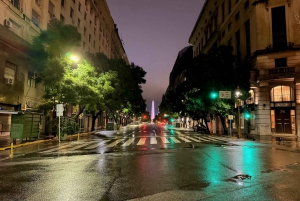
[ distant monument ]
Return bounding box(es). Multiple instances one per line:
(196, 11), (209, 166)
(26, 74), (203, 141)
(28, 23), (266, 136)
(151, 100), (155, 123)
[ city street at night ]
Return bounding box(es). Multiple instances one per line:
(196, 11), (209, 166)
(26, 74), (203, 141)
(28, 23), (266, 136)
(1, 123), (300, 200)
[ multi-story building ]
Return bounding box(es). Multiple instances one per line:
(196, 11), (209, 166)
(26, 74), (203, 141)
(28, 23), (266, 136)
(189, 0), (300, 140)
(0, 0), (128, 134)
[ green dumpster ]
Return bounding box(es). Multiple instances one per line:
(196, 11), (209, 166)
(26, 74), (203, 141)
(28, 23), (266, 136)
(10, 113), (41, 143)
(106, 122), (117, 130)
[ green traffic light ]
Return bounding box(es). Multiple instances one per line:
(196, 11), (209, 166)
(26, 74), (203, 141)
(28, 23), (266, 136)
(244, 113), (251, 118)
(210, 92), (218, 99)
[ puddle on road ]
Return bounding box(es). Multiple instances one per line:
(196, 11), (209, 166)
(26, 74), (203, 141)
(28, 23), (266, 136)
(225, 174), (252, 183)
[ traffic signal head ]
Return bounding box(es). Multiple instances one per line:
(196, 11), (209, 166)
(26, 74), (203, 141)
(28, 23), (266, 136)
(210, 92), (218, 99)
(244, 112), (251, 119)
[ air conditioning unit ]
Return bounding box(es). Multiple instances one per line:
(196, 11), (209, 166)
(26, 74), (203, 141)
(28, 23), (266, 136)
(21, 104), (27, 111)
(4, 19), (11, 28)
(5, 78), (14, 85)
(28, 72), (38, 78)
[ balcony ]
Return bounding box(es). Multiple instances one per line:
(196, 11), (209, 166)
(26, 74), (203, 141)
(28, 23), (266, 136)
(258, 66), (300, 81)
(266, 42), (294, 52)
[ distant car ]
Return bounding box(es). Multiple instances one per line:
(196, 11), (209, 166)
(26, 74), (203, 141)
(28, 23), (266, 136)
(193, 124), (209, 133)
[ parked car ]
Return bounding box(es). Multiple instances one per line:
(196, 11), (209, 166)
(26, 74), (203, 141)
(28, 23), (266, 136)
(193, 124), (209, 133)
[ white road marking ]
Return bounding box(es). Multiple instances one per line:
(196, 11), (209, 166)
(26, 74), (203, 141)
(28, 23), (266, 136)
(106, 139), (124, 147)
(150, 138), (157, 144)
(122, 138), (135, 146)
(137, 138), (146, 145)
(84, 140), (111, 150)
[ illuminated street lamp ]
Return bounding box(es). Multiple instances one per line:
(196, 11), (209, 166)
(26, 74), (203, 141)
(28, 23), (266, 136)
(235, 86), (242, 138)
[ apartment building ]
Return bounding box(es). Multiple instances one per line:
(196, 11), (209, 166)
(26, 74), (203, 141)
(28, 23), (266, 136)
(0, 0), (128, 133)
(189, 0), (300, 140)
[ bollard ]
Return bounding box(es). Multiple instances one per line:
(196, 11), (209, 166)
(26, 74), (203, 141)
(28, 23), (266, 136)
(77, 132), (80, 141)
(9, 142), (14, 158)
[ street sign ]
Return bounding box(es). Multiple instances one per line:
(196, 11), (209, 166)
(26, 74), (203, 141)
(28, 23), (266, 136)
(219, 91), (231, 99)
(56, 104), (64, 117)
(228, 115), (234, 120)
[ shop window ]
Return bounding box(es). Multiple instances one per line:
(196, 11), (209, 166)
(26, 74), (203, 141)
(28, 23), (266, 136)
(271, 110), (275, 133)
(270, 86), (294, 102)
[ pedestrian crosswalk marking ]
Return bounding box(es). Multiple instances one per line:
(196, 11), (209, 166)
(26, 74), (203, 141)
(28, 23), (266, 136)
(194, 136), (210, 142)
(169, 137), (181, 143)
(106, 139), (123, 147)
(42, 143), (76, 153)
(68, 141), (96, 151)
(122, 138), (135, 146)
(150, 138), (157, 144)
(39, 135), (233, 153)
(84, 140), (111, 150)
(161, 137), (170, 144)
(137, 138), (146, 145)
(178, 136), (191, 143)
(184, 135), (202, 142)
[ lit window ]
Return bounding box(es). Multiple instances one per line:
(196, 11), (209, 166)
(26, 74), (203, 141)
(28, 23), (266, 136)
(270, 86), (294, 102)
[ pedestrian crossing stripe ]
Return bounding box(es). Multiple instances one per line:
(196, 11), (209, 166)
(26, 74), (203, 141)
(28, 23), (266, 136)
(84, 139), (111, 150)
(39, 135), (231, 153)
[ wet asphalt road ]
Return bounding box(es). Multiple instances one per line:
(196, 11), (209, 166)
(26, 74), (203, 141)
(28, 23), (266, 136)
(1, 123), (300, 200)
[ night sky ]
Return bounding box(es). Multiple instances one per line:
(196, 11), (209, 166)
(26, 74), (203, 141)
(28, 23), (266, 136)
(106, 0), (206, 113)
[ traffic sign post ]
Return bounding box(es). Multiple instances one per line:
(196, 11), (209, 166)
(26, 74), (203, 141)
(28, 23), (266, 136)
(228, 115), (233, 137)
(56, 104), (64, 142)
(219, 91), (231, 99)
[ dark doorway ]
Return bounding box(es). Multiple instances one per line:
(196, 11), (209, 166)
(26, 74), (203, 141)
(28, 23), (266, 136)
(275, 108), (291, 133)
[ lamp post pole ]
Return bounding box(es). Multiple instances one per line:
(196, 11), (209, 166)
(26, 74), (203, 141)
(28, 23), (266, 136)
(237, 99), (242, 138)
(235, 86), (242, 138)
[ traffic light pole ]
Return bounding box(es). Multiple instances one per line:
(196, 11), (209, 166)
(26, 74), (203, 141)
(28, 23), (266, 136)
(237, 100), (242, 138)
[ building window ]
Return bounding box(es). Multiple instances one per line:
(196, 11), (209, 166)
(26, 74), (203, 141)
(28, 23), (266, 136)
(70, 7), (74, 18)
(245, 19), (251, 58)
(228, 22), (232, 31)
(244, 0), (249, 10)
(228, 0), (231, 14)
(235, 12), (240, 21)
(270, 86), (294, 102)
(275, 58), (287, 67)
(4, 61), (16, 82)
(235, 30), (241, 64)
(60, 14), (65, 23)
(61, 0), (64, 7)
(84, 12), (87, 20)
(271, 6), (287, 50)
(228, 38), (232, 47)
(78, 2), (81, 12)
(72, 0), (75, 3)
(77, 18), (80, 28)
(32, 9), (40, 27)
(89, 34), (91, 42)
(222, 2), (225, 22)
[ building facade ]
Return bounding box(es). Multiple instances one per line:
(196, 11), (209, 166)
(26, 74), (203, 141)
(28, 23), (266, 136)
(189, 0), (300, 140)
(0, 0), (128, 134)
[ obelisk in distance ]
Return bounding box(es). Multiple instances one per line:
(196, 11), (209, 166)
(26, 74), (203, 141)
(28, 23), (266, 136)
(151, 100), (155, 123)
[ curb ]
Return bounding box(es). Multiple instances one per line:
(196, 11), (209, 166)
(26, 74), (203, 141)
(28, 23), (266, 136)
(0, 132), (95, 151)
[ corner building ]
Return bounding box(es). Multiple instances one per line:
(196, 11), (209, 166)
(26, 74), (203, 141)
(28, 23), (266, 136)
(189, 0), (300, 140)
(0, 0), (128, 133)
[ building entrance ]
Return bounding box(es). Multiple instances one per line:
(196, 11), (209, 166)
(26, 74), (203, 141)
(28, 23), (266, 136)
(275, 108), (291, 133)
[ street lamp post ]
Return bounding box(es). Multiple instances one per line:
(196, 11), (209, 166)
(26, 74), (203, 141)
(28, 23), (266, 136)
(235, 86), (242, 138)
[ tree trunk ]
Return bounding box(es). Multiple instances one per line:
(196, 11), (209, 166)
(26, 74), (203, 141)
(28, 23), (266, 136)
(220, 115), (228, 135)
(91, 110), (102, 131)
